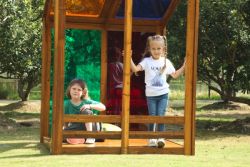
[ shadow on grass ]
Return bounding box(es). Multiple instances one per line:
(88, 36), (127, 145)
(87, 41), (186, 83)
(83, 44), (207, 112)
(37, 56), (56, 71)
(0, 142), (50, 159)
(195, 117), (250, 140)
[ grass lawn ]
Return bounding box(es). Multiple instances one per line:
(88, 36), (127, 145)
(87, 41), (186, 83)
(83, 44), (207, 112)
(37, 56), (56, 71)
(0, 100), (250, 167)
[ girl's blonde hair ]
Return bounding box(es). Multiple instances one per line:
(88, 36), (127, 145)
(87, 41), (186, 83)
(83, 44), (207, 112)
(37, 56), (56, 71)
(142, 35), (168, 74)
(66, 79), (89, 100)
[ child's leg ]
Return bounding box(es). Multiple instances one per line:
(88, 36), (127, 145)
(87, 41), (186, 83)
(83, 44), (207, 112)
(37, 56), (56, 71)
(157, 94), (168, 131)
(81, 108), (95, 144)
(85, 122), (93, 131)
(146, 96), (157, 131)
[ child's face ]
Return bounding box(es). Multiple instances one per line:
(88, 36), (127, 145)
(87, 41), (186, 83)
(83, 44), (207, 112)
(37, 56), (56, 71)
(70, 84), (83, 100)
(149, 40), (165, 60)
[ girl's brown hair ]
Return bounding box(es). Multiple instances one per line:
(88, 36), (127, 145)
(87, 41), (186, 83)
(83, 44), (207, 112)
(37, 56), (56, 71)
(66, 79), (88, 100)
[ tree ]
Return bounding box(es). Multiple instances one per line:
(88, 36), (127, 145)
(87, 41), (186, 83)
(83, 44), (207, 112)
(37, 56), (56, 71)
(0, 0), (44, 101)
(168, 0), (250, 104)
(199, 0), (250, 103)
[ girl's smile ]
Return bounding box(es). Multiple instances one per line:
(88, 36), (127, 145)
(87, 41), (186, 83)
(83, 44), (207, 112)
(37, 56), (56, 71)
(149, 40), (165, 60)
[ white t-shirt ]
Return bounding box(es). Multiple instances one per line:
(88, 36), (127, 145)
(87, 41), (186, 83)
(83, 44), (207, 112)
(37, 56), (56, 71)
(139, 57), (175, 97)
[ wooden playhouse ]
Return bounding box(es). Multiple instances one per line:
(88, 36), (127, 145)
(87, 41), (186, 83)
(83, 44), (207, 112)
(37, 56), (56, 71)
(40, 0), (199, 155)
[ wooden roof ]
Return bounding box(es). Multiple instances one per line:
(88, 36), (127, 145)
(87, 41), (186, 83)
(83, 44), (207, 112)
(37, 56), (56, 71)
(43, 0), (180, 32)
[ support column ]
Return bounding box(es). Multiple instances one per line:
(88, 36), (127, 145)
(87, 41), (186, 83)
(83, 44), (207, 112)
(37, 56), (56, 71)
(100, 30), (108, 106)
(121, 0), (133, 154)
(184, 0), (199, 155)
(51, 0), (66, 154)
(40, 18), (51, 143)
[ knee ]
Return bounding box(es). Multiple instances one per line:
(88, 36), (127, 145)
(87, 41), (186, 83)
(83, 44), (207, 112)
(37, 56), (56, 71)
(81, 108), (93, 115)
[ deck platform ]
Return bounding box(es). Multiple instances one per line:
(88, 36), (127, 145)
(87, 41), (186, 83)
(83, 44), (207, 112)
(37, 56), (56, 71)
(44, 137), (184, 154)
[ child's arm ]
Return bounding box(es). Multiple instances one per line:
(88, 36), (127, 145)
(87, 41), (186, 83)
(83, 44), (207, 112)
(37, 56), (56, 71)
(89, 103), (106, 112)
(80, 102), (106, 113)
(170, 59), (186, 79)
(130, 58), (143, 73)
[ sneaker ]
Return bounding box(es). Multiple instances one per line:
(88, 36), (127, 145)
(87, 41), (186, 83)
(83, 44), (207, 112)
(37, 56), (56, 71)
(148, 139), (157, 147)
(157, 138), (165, 148)
(85, 138), (95, 144)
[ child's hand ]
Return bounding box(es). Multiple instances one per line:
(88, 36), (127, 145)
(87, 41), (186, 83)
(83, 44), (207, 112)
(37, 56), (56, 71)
(80, 104), (91, 112)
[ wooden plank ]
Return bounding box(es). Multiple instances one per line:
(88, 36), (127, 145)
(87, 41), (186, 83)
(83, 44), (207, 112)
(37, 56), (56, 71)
(121, 0), (133, 154)
(50, 15), (160, 26)
(63, 115), (121, 123)
(161, 0), (181, 26)
(100, 30), (108, 105)
(129, 115), (184, 124)
(106, 0), (122, 18)
(63, 131), (121, 139)
(129, 131), (184, 139)
(105, 24), (158, 32)
(191, 0), (199, 155)
(51, 0), (65, 155)
(184, 0), (199, 156)
(43, 0), (52, 18)
(63, 115), (184, 124)
(107, 18), (161, 26)
(62, 147), (121, 154)
(128, 147), (184, 154)
(40, 17), (51, 143)
(62, 131), (184, 139)
(40, 20), (47, 143)
(61, 139), (183, 154)
(99, 0), (114, 18)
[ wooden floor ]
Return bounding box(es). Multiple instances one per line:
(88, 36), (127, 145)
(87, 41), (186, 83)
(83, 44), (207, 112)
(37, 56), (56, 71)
(44, 138), (184, 154)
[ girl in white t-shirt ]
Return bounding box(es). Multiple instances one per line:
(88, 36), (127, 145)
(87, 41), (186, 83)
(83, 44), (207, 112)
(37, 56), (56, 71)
(131, 35), (185, 148)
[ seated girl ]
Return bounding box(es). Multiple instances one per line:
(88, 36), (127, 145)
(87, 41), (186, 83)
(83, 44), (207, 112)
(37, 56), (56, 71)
(63, 78), (106, 144)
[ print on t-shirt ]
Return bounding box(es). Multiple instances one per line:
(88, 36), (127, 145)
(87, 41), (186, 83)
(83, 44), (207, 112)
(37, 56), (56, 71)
(150, 67), (164, 87)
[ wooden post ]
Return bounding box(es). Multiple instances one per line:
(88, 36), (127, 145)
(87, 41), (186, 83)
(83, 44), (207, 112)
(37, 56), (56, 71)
(100, 30), (108, 105)
(40, 18), (51, 143)
(121, 0), (132, 154)
(51, 0), (65, 154)
(184, 0), (199, 155)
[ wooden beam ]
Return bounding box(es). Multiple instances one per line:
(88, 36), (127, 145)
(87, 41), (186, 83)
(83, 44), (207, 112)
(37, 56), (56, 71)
(128, 147), (184, 154)
(62, 131), (184, 139)
(43, 0), (52, 19)
(129, 131), (184, 139)
(63, 131), (121, 139)
(106, 0), (122, 18)
(99, 0), (114, 18)
(51, 0), (65, 155)
(63, 115), (183, 124)
(121, 0), (132, 154)
(40, 18), (51, 143)
(184, 0), (199, 155)
(100, 30), (108, 105)
(64, 115), (121, 123)
(129, 116), (184, 124)
(161, 0), (181, 26)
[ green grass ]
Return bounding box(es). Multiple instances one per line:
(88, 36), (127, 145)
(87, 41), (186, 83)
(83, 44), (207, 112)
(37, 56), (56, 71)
(0, 127), (250, 167)
(0, 100), (250, 167)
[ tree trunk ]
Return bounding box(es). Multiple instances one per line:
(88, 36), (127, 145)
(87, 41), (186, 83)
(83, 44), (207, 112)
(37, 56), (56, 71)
(17, 79), (33, 101)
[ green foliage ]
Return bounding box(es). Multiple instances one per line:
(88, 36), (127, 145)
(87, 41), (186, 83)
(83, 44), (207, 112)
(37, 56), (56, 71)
(0, 0), (44, 101)
(168, 0), (250, 102)
(0, 89), (9, 99)
(198, 0), (250, 101)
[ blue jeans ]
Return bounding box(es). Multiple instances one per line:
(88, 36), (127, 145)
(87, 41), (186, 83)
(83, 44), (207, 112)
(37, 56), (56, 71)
(146, 93), (168, 132)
